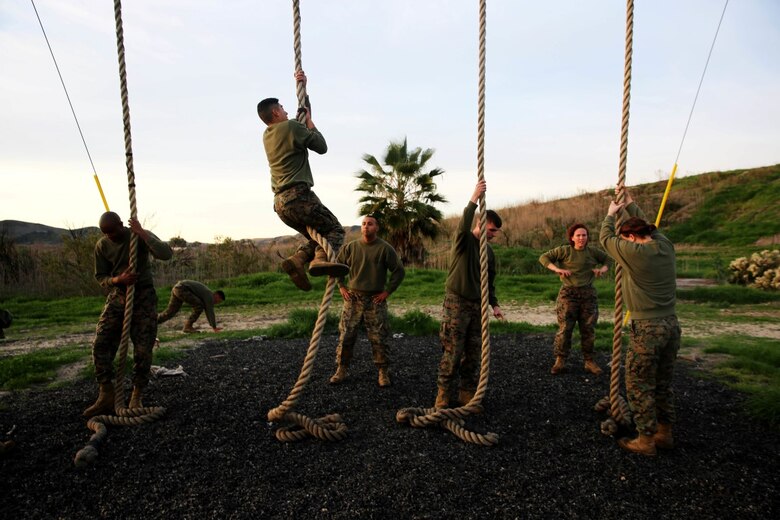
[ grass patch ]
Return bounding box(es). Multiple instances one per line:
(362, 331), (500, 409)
(261, 309), (339, 339)
(686, 335), (780, 427)
(0, 345), (90, 390)
(390, 309), (440, 336)
(678, 285), (780, 306)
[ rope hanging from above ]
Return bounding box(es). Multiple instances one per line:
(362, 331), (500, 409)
(74, 0), (165, 468)
(396, 0), (498, 446)
(594, 0), (635, 436)
(266, 0), (347, 443)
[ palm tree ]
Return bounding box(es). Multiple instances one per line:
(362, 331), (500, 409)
(356, 138), (447, 265)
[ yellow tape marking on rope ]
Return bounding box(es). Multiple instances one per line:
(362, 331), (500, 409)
(93, 174), (110, 211)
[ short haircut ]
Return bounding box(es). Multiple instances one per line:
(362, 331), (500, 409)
(486, 209), (502, 229)
(257, 98), (279, 124)
(566, 223), (588, 247)
(215, 290), (226, 301)
(619, 217), (656, 238)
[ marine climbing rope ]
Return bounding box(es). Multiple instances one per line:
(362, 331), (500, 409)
(74, 0), (166, 468)
(595, 0), (729, 435)
(266, 0), (347, 443)
(395, 0), (498, 446)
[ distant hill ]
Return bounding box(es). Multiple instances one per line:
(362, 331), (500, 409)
(5, 165), (778, 250)
(0, 220), (100, 246)
(440, 164), (780, 249)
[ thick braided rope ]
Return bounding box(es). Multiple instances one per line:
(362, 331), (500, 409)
(292, 0), (307, 121)
(267, 227), (346, 441)
(75, 0), (165, 467)
(395, 0), (497, 447)
(601, 0), (635, 435)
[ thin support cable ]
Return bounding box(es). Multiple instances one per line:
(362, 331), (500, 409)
(30, 0), (98, 176)
(674, 0), (730, 164)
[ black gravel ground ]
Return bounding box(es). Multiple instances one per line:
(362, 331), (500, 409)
(1, 332), (778, 519)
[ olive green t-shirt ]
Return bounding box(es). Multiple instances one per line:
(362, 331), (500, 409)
(445, 202), (498, 306)
(177, 280), (219, 328)
(94, 228), (172, 289)
(599, 202), (677, 319)
(337, 238), (405, 294)
(262, 119), (327, 193)
(539, 245), (611, 287)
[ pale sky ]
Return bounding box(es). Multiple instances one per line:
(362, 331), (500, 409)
(1, 0), (778, 243)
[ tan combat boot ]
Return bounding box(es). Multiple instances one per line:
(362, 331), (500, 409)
(182, 323), (196, 333)
(434, 387), (450, 409)
(129, 386), (143, 408)
(618, 434), (657, 456)
(458, 389), (475, 406)
(551, 356), (567, 375)
(83, 383), (115, 417)
(378, 368), (391, 387)
(281, 250), (312, 291)
(458, 388), (484, 414)
(653, 423), (674, 449)
(329, 365), (348, 384)
(584, 358), (603, 376)
(308, 248), (349, 278)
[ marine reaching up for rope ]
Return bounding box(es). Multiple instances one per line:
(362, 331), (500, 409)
(83, 212), (173, 418)
(435, 180), (504, 410)
(600, 186), (680, 456)
(257, 70), (348, 291)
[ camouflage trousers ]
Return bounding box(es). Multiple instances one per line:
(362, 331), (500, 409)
(92, 285), (158, 388)
(437, 292), (481, 395)
(626, 315), (681, 436)
(273, 183), (344, 260)
(335, 292), (390, 368)
(553, 285), (598, 359)
(157, 282), (204, 326)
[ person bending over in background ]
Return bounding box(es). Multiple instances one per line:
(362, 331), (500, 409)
(600, 186), (680, 456)
(157, 280), (225, 333)
(540, 223), (611, 376)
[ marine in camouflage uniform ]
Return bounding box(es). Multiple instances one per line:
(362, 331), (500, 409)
(157, 280), (225, 332)
(435, 181), (504, 409)
(84, 212), (172, 417)
(600, 188), (680, 455)
(330, 215), (405, 387)
(259, 71), (347, 291)
(539, 226), (611, 375)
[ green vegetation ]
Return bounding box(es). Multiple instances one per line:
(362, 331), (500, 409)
(0, 344), (89, 390)
(678, 285), (780, 306)
(685, 335), (780, 427)
(356, 138), (447, 264)
(665, 166), (780, 246)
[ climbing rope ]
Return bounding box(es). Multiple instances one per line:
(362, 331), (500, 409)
(396, 0), (498, 446)
(266, 0), (347, 443)
(597, 0), (635, 437)
(267, 227), (347, 441)
(74, 0), (165, 467)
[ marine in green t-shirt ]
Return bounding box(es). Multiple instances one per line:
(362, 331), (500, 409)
(257, 69), (347, 291)
(539, 223), (611, 376)
(157, 280), (225, 333)
(600, 186), (680, 456)
(329, 215), (405, 388)
(435, 180), (504, 410)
